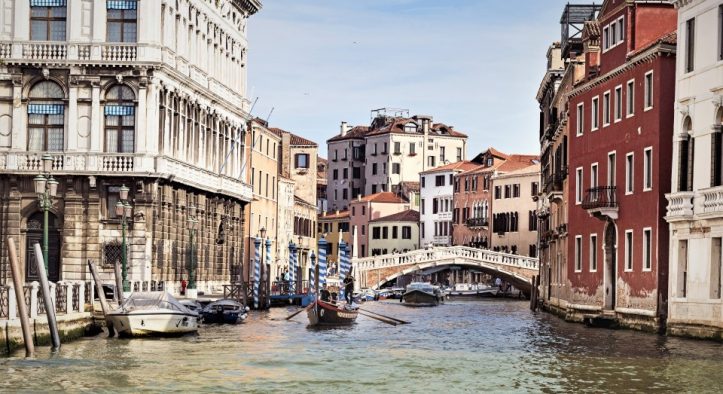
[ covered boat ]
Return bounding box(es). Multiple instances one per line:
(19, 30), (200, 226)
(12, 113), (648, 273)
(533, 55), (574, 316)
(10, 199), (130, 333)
(201, 299), (249, 324)
(106, 292), (198, 337)
(307, 299), (358, 326)
(401, 282), (445, 306)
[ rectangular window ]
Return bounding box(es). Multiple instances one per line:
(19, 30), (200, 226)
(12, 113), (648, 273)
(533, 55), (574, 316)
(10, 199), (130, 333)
(643, 228), (652, 271)
(353, 167), (361, 179)
(30, 1), (67, 41)
(392, 226), (398, 239)
(372, 227), (380, 240)
(614, 86), (622, 122)
(603, 91), (611, 126)
(440, 147), (446, 163)
(427, 156), (436, 167)
(644, 71), (654, 110)
(342, 188), (348, 200)
(625, 230), (633, 271)
(382, 227), (388, 239)
(504, 185), (511, 198)
(576, 167), (583, 204)
(333, 169), (338, 180)
(495, 186), (501, 200)
(107, 0), (138, 42)
(372, 143), (378, 155)
(457, 147), (462, 161)
(512, 184), (520, 198)
(608, 152), (616, 187)
(626, 153), (634, 194)
(643, 147), (653, 191)
(575, 236), (582, 272)
(713, 131), (723, 187)
(678, 240), (688, 297)
(576, 103), (584, 136)
(372, 163), (378, 175)
(382, 143), (387, 154)
(591, 96), (599, 131)
(435, 175), (445, 187)
(394, 142), (401, 155)
(402, 226), (412, 239)
(591, 163), (598, 189)
(603, 26), (609, 50)
(392, 163), (400, 174)
(686, 18), (695, 73)
(531, 181), (539, 196)
(618, 17), (625, 42)
(626, 79), (635, 117)
(711, 238), (722, 299)
(295, 153), (310, 168)
(590, 234), (598, 272)
(421, 199), (425, 215)
(409, 143), (416, 155)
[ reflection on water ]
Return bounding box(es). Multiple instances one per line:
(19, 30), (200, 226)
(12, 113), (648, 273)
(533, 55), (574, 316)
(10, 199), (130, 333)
(2, 300), (723, 392)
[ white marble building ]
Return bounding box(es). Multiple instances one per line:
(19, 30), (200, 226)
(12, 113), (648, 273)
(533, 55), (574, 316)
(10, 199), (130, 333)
(0, 0), (260, 294)
(665, 0), (723, 339)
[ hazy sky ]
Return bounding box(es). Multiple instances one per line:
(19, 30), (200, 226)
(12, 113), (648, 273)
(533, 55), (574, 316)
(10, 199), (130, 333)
(247, 0), (574, 158)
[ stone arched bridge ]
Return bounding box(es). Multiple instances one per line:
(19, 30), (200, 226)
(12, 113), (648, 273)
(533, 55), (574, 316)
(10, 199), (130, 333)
(352, 246), (539, 296)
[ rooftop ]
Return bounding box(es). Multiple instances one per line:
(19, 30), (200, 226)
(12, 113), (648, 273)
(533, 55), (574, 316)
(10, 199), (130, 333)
(421, 160), (481, 175)
(371, 209), (420, 223)
(269, 128), (318, 147)
(320, 210), (350, 220)
(353, 192), (407, 204)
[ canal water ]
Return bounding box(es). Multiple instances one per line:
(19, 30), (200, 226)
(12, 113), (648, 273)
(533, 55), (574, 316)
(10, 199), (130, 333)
(2, 299), (723, 392)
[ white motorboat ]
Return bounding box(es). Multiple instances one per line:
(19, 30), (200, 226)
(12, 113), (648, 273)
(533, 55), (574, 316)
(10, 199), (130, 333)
(401, 282), (445, 306)
(106, 292), (198, 337)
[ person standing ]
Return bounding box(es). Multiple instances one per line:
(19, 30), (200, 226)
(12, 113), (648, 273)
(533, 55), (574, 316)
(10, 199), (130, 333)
(343, 275), (354, 304)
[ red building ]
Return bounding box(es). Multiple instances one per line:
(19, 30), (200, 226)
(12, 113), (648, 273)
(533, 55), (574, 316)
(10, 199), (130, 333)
(566, 0), (676, 331)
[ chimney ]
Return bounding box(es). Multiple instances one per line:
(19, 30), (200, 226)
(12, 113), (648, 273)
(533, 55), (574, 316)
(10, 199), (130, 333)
(340, 121), (350, 136)
(357, 194), (362, 201)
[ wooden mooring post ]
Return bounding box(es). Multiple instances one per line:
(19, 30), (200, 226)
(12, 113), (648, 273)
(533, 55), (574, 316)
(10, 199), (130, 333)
(88, 260), (115, 337)
(33, 243), (60, 351)
(7, 237), (34, 356)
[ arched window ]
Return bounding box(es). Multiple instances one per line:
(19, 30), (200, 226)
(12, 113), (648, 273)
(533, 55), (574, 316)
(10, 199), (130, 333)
(104, 85), (136, 153)
(27, 81), (65, 152)
(679, 117), (694, 192)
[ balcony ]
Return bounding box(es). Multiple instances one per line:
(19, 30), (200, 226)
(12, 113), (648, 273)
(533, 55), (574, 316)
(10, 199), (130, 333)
(665, 191), (695, 221)
(582, 186), (618, 220)
(466, 217), (489, 228)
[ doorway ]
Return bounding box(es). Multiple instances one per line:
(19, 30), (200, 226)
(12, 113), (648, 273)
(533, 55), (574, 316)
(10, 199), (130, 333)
(604, 222), (617, 310)
(25, 211), (61, 282)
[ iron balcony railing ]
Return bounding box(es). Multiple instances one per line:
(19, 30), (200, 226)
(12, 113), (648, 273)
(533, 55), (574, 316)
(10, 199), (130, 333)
(466, 217), (489, 228)
(582, 186), (618, 210)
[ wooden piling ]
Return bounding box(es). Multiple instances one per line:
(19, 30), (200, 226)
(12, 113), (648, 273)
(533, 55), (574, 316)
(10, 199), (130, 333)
(88, 260), (115, 337)
(7, 237), (34, 356)
(33, 243), (60, 351)
(113, 262), (124, 304)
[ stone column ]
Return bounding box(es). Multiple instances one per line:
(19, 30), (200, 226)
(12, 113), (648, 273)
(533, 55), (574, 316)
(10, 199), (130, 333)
(67, 84), (79, 152)
(10, 79), (24, 152)
(90, 83), (102, 152)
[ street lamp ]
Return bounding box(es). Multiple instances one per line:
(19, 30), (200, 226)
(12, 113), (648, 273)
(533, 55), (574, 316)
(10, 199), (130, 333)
(33, 154), (58, 273)
(115, 185), (133, 293)
(187, 204), (199, 298)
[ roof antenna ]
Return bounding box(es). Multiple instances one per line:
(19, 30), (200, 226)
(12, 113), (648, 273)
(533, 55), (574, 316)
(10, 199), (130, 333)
(265, 107), (274, 124)
(249, 97), (259, 116)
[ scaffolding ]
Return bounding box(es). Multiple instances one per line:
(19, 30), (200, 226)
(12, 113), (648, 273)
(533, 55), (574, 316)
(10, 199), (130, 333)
(560, 3), (602, 58)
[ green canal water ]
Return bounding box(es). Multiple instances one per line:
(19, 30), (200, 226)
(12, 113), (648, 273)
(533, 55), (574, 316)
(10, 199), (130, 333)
(2, 299), (723, 393)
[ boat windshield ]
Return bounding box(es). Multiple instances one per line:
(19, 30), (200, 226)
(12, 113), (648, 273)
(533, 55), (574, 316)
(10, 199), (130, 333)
(407, 282), (434, 292)
(120, 291), (190, 313)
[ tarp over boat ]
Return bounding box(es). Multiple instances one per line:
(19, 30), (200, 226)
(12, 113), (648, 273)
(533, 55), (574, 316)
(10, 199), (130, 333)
(118, 291), (192, 313)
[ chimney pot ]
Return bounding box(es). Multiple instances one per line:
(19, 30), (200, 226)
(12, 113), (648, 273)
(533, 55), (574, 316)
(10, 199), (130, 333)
(340, 121), (350, 136)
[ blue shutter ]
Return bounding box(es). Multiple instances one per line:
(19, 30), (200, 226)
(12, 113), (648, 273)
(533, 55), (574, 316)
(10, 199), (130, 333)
(107, 0), (137, 10)
(104, 105), (135, 116)
(27, 104), (64, 115)
(30, 0), (67, 6)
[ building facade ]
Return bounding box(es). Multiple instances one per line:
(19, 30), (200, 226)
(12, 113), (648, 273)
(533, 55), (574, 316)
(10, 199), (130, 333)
(420, 161), (479, 247)
(348, 192), (410, 258)
(490, 161), (540, 256)
(318, 210), (350, 273)
(452, 148), (509, 248)
(0, 0), (260, 294)
(275, 176), (295, 281)
(369, 210), (420, 256)
(327, 110), (467, 211)
(665, 0), (723, 339)
(567, 0), (676, 330)
(316, 156), (328, 213)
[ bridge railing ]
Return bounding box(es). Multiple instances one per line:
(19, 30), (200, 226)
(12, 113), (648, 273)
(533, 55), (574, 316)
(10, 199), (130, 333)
(353, 246), (538, 272)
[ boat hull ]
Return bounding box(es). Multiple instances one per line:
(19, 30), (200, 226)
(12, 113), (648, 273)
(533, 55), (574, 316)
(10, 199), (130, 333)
(402, 289), (443, 306)
(307, 300), (358, 326)
(107, 311), (198, 337)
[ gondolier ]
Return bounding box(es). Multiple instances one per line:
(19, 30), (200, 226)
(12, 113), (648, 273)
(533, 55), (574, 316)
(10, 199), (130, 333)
(343, 275), (354, 304)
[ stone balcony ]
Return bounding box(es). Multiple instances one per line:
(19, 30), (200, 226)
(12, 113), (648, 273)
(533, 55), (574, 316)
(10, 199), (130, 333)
(666, 186), (723, 222)
(0, 151), (253, 202)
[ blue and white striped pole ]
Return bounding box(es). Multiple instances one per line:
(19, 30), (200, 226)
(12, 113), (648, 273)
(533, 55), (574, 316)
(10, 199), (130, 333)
(338, 239), (347, 302)
(309, 251), (316, 294)
(288, 242), (296, 294)
(253, 237), (261, 309)
(265, 237), (272, 307)
(318, 237), (327, 287)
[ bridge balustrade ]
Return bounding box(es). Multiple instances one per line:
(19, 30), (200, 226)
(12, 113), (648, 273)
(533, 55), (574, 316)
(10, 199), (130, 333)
(353, 246), (538, 271)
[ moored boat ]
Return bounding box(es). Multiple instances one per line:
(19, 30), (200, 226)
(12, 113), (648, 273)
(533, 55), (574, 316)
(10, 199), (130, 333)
(107, 292), (198, 337)
(201, 299), (249, 324)
(307, 299), (359, 326)
(401, 282), (445, 306)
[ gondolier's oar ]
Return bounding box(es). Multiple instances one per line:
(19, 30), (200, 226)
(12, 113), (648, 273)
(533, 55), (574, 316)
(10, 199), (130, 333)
(357, 311), (397, 326)
(359, 308), (410, 324)
(285, 303), (313, 321)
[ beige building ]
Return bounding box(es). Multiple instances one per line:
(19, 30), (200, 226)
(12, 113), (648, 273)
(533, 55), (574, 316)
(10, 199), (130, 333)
(245, 119), (281, 282)
(327, 109), (467, 211)
(275, 176), (295, 281)
(490, 159), (541, 256)
(318, 210), (351, 273)
(349, 192), (411, 258)
(369, 210), (420, 256)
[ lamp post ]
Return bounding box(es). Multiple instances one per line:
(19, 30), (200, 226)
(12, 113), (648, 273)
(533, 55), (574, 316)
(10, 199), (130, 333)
(115, 185), (133, 294)
(33, 154), (58, 273)
(187, 204), (198, 298)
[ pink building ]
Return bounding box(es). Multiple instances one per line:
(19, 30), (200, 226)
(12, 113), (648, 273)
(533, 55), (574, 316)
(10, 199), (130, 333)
(349, 192), (411, 257)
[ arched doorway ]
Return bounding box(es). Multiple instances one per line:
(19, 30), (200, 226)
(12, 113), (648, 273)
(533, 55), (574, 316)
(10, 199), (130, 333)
(25, 212), (61, 282)
(604, 221), (617, 310)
